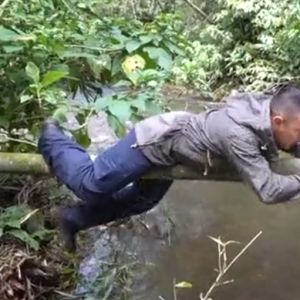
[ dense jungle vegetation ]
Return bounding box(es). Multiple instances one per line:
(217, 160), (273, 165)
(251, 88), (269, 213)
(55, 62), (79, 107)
(0, 0), (300, 299)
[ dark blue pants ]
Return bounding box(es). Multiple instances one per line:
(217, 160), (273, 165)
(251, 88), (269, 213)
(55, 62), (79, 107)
(38, 127), (173, 231)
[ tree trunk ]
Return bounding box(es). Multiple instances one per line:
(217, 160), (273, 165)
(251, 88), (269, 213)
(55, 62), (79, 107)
(0, 152), (300, 181)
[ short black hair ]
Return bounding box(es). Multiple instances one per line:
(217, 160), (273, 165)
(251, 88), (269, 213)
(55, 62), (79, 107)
(270, 85), (300, 116)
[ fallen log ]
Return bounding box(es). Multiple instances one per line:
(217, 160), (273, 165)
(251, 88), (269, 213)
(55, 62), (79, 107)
(0, 152), (300, 181)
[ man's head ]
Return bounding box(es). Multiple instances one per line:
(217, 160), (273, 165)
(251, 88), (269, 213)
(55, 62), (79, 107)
(270, 86), (300, 151)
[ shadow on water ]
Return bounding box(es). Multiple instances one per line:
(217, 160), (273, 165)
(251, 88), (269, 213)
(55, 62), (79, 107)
(144, 180), (300, 300)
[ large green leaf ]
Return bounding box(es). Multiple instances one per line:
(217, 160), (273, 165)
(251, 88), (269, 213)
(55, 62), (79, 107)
(8, 229), (40, 250)
(125, 40), (142, 53)
(5, 220), (21, 229)
(108, 100), (132, 123)
(25, 62), (40, 83)
(0, 27), (20, 42)
(41, 70), (69, 88)
(145, 101), (164, 115)
(73, 130), (91, 148)
(20, 95), (32, 103)
(43, 90), (58, 104)
(1, 205), (32, 221)
(144, 47), (173, 71)
(0, 117), (9, 129)
(94, 95), (113, 112)
(111, 53), (124, 76)
(52, 106), (68, 123)
(31, 229), (54, 240)
(139, 35), (153, 45)
(2, 45), (24, 53)
(163, 40), (185, 56)
(130, 98), (146, 112)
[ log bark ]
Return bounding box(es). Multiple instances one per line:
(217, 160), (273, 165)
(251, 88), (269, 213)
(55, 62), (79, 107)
(1, 152), (300, 181)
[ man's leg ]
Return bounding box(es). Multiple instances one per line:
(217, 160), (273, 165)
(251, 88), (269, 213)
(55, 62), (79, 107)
(38, 119), (153, 202)
(39, 119), (172, 251)
(60, 179), (173, 234)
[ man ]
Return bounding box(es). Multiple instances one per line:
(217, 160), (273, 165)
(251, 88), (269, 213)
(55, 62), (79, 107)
(38, 85), (300, 252)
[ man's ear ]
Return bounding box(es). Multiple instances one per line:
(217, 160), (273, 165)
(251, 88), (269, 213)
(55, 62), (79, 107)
(272, 115), (284, 126)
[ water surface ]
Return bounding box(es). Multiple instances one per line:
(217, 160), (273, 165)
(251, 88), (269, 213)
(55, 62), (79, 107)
(144, 180), (300, 300)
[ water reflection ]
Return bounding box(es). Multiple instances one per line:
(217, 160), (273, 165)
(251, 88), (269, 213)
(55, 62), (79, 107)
(145, 181), (300, 300)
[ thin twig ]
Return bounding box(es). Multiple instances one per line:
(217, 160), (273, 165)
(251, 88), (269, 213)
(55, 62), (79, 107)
(224, 231), (262, 273)
(67, 108), (94, 132)
(0, 0), (10, 19)
(1, 137), (37, 147)
(217, 236), (221, 271)
(200, 231), (262, 300)
(173, 278), (177, 300)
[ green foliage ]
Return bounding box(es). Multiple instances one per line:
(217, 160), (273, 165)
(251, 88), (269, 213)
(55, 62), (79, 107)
(172, 0), (300, 99)
(3, 0), (300, 142)
(0, 205), (53, 250)
(0, 0), (188, 150)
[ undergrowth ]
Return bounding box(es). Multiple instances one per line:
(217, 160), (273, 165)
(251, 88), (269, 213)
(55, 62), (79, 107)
(0, 175), (136, 300)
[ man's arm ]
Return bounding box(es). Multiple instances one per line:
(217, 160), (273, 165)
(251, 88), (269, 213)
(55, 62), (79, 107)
(222, 128), (300, 204)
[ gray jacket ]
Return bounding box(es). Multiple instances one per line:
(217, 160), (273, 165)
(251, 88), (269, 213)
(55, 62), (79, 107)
(134, 92), (300, 204)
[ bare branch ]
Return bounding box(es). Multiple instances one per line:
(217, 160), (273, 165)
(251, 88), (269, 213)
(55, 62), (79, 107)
(200, 231), (262, 300)
(181, 0), (213, 24)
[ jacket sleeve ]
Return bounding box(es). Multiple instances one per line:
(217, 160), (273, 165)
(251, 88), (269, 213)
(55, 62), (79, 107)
(222, 128), (300, 204)
(284, 143), (300, 158)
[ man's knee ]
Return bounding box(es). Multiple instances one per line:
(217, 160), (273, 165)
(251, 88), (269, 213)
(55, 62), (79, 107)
(137, 179), (173, 212)
(114, 179), (173, 204)
(70, 167), (112, 202)
(138, 179), (173, 201)
(113, 179), (173, 217)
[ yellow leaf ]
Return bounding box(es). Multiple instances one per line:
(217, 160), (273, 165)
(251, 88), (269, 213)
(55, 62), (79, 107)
(122, 54), (145, 75)
(175, 281), (193, 288)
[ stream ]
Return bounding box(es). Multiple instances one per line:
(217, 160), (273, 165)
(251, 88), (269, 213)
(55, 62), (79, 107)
(142, 181), (300, 300)
(67, 88), (300, 300)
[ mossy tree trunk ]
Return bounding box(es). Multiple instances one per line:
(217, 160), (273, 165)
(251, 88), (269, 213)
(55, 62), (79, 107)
(0, 152), (300, 181)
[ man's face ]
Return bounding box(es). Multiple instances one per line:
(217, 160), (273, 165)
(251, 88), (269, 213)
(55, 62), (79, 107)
(271, 113), (300, 150)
